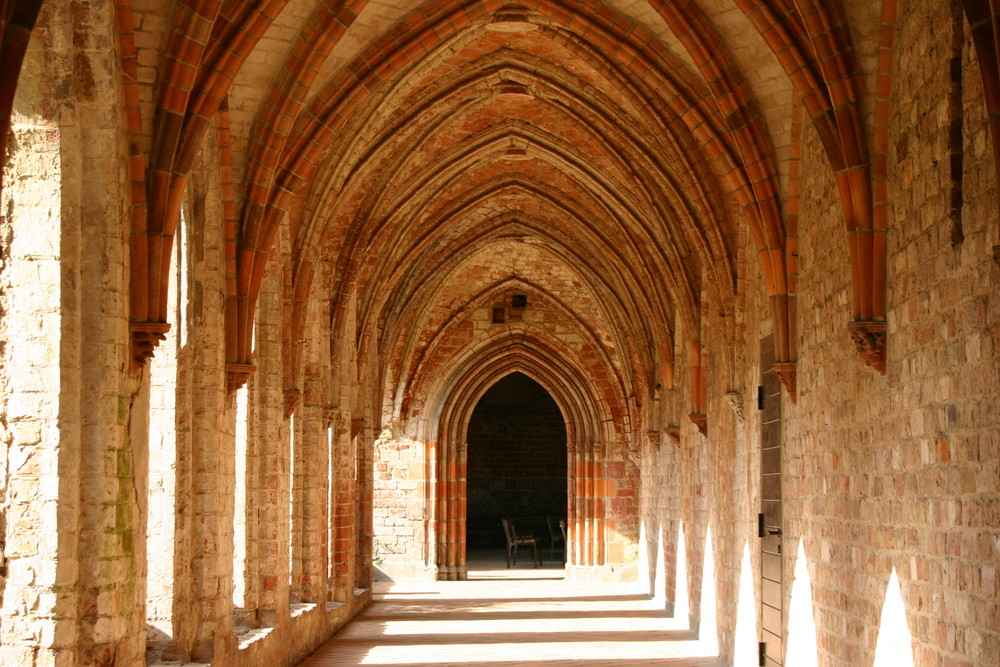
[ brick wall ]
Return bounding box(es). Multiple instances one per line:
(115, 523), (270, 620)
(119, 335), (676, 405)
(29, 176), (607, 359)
(785, 5), (999, 665)
(638, 6), (1000, 667)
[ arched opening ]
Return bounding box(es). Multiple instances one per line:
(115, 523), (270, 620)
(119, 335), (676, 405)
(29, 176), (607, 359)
(418, 336), (617, 581)
(465, 372), (568, 564)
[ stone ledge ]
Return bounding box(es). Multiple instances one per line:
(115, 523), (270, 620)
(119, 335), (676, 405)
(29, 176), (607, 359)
(237, 626), (273, 651)
(290, 602), (316, 618)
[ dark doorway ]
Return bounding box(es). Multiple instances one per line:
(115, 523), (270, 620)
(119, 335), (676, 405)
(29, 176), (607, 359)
(465, 372), (567, 556)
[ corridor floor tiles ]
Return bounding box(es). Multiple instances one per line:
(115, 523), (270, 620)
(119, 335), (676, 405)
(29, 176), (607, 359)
(299, 560), (726, 667)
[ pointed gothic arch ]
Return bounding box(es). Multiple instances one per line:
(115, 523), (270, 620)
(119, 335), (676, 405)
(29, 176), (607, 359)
(415, 333), (622, 581)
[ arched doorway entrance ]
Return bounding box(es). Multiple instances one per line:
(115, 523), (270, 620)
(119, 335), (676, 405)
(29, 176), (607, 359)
(465, 372), (567, 564)
(425, 339), (618, 581)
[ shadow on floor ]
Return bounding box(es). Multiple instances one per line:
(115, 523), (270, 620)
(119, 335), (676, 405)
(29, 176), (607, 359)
(299, 554), (724, 667)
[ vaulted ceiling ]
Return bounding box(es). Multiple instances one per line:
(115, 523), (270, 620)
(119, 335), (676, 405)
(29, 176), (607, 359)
(10, 0), (1000, 416)
(122, 0), (895, 410)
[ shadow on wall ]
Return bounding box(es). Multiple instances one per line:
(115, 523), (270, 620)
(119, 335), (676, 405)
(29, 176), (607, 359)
(638, 520), (689, 626)
(640, 526), (918, 665)
(734, 542), (757, 667)
(699, 526), (718, 656)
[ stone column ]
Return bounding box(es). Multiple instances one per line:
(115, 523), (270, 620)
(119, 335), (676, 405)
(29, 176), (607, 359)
(183, 150), (236, 663)
(568, 442), (581, 566)
(330, 411), (356, 601)
(567, 441), (608, 571)
(585, 443), (597, 566)
(250, 236), (290, 628)
(0, 2), (146, 664)
(297, 300), (329, 602)
(593, 443), (607, 567)
(433, 434), (468, 581)
(426, 438), (442, 577)
(354, 422), (374, 588)
(289, 408), (303, 603)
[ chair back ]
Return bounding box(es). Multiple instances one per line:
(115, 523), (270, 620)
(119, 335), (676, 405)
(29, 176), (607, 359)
(501, 518), (514, 545)
(547, 516), (560, 540)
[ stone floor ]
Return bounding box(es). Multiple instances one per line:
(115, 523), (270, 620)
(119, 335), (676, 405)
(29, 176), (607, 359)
(298, 551), (727, 666)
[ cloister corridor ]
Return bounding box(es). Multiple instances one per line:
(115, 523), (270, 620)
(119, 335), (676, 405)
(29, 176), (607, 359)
(0, 0), (997, 666)
(299, 556), (726, 667)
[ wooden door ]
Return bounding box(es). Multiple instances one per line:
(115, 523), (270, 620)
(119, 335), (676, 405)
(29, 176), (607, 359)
(759, 334), (783, 666)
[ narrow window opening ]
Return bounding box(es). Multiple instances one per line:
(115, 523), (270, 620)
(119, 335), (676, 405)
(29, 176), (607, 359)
(289, 412), (297, 598)
(145, 202), (185, 661)
(232, 383), (251, 615)
(326, 422), (335, 599)
(509, 293), (528, 320)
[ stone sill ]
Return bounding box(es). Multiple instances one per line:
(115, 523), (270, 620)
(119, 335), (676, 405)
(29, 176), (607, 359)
(290, 602), (316, 618)
(237, 591), (369, 665)
(152, 591), (371, 667)
(236, 626), (273, 650)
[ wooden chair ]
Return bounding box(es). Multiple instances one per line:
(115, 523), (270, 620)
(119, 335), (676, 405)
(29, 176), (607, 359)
(547, 516), (566, 561)
(501, 518), (541, 568)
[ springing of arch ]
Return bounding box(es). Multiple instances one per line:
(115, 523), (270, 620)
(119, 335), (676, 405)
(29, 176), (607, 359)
(731, 0), (894, 375)
(125, 0), (297, 367)
(0, 0), (43, 203)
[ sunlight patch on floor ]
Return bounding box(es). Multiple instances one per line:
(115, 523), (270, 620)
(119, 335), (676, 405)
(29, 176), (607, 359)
(360, 638), (713, 664)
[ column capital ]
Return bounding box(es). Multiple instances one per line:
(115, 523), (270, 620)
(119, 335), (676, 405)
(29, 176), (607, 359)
(131, 321), (170, 371)
(849, 320), (887, 375)
(688, 412), (707, 436)
(773, 362), (797, 403)
(225, 362), (255, 394)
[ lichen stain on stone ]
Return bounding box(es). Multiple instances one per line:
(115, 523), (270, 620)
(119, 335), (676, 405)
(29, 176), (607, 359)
(71, 2), (96, 102)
